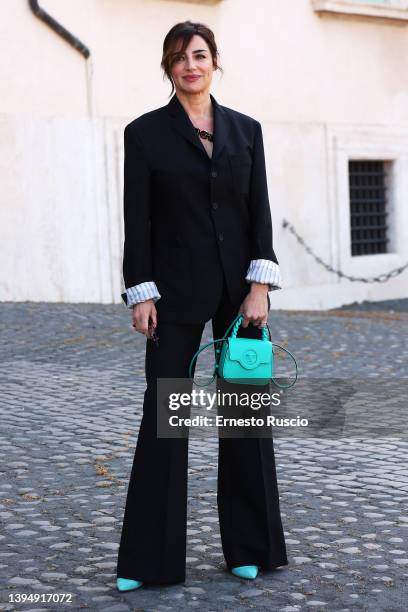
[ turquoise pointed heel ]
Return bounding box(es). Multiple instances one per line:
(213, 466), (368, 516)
(116, 577), (144, 591)
(231, 565), (259, 579)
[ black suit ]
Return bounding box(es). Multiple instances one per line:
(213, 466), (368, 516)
(116, 94), (287, 585)
(121, 92), (278, 323)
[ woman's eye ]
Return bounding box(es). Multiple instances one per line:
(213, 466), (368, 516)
(174, 54), (206, 62)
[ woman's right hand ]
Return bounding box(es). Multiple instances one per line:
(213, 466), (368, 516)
(132, 299), (157, 339)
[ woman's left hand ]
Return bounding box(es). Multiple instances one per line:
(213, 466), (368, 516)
(238, 283), (269, 329)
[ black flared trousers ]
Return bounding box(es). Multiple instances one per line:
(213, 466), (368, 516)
(116, 278), (288, 584)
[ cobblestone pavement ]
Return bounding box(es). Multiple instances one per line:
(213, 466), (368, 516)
(0, 300), (407, 611)
(333, 297), (408, 313)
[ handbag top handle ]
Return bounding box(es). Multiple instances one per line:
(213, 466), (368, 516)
(230, 314), (269, 342)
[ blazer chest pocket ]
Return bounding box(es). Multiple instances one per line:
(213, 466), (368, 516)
(229, 153), (252, 196)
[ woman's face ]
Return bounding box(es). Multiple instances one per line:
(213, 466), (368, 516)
(170, 34), (216, 96)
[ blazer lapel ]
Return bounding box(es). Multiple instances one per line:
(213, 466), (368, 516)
(166, 92), (229, 162)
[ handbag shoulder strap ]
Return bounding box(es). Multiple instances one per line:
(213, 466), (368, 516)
(188, 313), (244, 387)
(188, 338), (226, 387)
(270, 343), (298, 389)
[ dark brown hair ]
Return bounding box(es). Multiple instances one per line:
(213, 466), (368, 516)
(161, 21), (223, 97)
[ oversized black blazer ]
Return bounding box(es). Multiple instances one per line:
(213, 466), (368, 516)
(121, 92), (278, 325)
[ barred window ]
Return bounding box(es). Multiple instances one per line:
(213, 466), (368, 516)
(348, 160), (389, 256)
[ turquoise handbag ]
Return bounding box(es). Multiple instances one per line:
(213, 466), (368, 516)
(188, 313), (298, 389)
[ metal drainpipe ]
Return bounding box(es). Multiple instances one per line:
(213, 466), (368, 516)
(28, 0), (94, 115)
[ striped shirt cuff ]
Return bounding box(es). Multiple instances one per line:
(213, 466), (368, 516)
(121, 281), (161, 308)
(245, 259), (282, 291)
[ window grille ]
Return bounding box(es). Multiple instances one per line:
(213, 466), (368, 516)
(348, 160), (389, 256)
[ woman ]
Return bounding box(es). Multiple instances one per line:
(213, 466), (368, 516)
(116, 20), (288, 591)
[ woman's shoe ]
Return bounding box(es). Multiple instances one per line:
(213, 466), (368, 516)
(231, 565), (259, 579)
(116, 577), (144, 591)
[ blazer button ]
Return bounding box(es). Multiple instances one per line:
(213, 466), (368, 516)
(218, 233), (224, 241)
(211, 170), (217, 178)
(212, 202), (218, 210)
